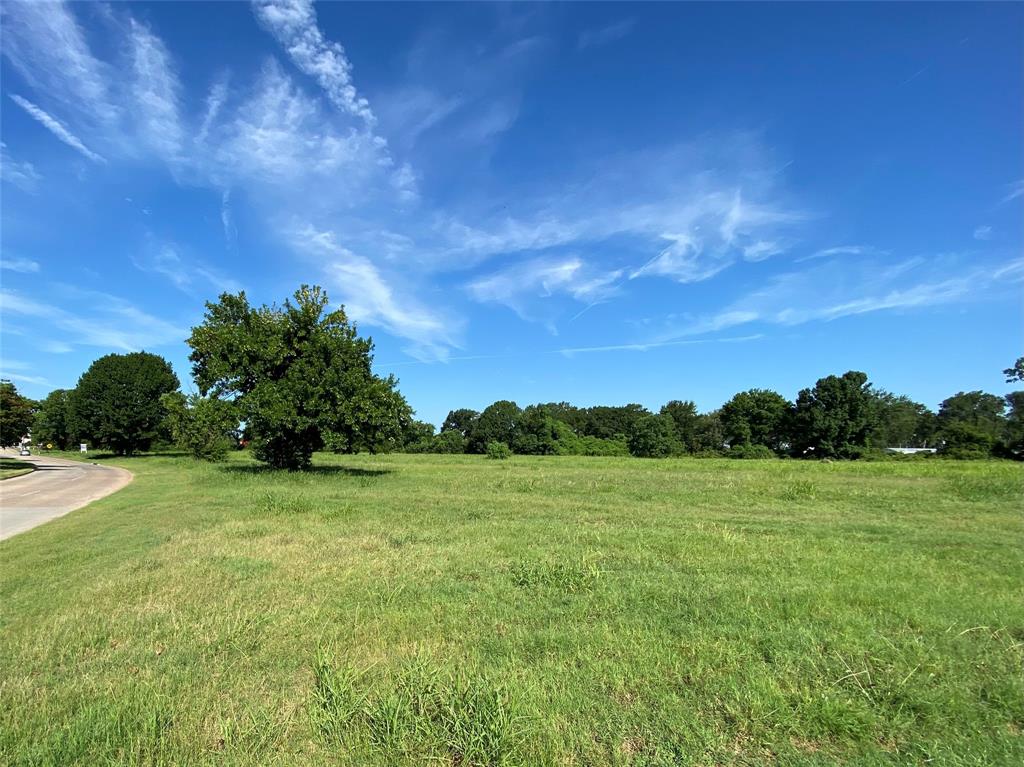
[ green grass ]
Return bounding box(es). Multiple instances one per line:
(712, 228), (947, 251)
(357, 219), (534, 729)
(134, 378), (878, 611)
(1, 452), (1022, 766)
(0, 456), (34, 480)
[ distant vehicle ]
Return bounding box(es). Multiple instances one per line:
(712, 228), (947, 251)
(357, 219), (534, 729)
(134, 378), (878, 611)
(19, 447), (31, 456)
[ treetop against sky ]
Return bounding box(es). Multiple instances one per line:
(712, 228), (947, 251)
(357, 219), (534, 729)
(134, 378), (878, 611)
(1, 1), (1021, 426)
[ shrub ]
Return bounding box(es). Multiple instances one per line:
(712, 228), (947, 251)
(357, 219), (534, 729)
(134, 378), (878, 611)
(726, 443), (776, 459)
(485, 441), (512, 460)
(628, 414), (682, 458)
(430, 430), (467, 454)
(161, 392), (239, 461)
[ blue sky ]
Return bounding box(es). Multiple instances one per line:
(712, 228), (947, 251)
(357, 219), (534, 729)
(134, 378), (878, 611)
(1, 1), (1021, 427)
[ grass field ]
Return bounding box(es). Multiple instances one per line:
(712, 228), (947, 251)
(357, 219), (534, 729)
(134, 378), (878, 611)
(1, 453), (1022, 766)
(0, 456), (34, 481)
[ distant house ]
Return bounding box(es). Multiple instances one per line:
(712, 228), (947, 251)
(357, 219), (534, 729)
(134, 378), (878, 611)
(885, 447), (937, 455)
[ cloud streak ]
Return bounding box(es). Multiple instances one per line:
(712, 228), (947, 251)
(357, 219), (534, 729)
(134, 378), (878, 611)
(252, 0), (376, 127)
(8, 94), (105, 162)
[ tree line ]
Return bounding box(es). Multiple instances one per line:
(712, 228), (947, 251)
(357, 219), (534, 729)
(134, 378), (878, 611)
(401, 368), (1024, 461)
(1, 283), (1021, 468)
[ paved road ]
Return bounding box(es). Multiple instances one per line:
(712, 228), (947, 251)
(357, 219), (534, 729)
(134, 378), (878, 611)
(0, 452), (133, 541)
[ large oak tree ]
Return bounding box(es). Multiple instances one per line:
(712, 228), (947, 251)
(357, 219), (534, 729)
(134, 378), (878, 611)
(187, 285), (411, 470)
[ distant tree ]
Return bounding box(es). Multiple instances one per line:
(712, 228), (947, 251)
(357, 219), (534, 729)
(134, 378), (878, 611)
(533, 401), (585, 433)
(400, 419), (436, 452)
(1004, 357), (1024, 383)
(1001, 391), (1024, 459)
(188, 286), (411, 470)
(162, 392), (240, 461)
(0, 380), (36, 447)
(628, 414), (682, 458)
(31, 389), (75, 449)
(691, 411), (726, 454)
(485, 440), (512, 460)
(512, 405), (564, 455)
(581, 404), (650, 440)
(870, 393), (935, 448)
(790, 371), (878, 458)
(441, 408), (479, 438)
(429, 429), (467, 454)
(467, 400), (522, 454)
(936, 391), (1005, 439)
(69, 353), (179, 455)
(938, 423), (997, 459)
(660, 400), (699, 452)
(719, 389), (792, 452)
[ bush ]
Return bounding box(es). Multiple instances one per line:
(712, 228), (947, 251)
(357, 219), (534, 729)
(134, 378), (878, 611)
(485, 441), (512, 460)
(430, 430), (467, 454)
(726, 443), (776, 459)
(162, 393), (239, 461)
(628, 414), (682, 458)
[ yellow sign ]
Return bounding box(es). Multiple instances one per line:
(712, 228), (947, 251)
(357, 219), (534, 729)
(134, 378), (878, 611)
(46, 443), (53, 449)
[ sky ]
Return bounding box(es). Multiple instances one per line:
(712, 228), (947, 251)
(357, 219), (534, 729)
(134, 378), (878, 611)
(1, 1), (1022, 427)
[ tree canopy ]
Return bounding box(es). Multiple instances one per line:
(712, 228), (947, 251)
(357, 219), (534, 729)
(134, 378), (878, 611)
(790, 371), (878, 458)
(69, 353), (179, 455)
(0, 381), (35, 447)
(187, 285), (411, 469)
(31, 389), (74, 449)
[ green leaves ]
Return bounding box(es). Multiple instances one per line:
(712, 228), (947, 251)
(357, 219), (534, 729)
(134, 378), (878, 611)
(187, 286), (411, 469)
(69, 352), (179, 455)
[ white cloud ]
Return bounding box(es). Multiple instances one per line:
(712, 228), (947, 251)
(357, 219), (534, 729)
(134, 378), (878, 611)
(251, 0), (376, 126)
(743, 240), (783, 262)
(0, 142), (42, 192)
(467, 256), (623, 317)
(284, 224), (457, 359)
(1002, 179), (1024, 204)
(8, 95), (105, 163)
(0, 0), (120, 128)
(796, 245), (884, 263)
(649, 255), (1024, 342)
(132, 242), (242, 296)
(578, 19), (635, 51)
(0, 371), (50, 387)
(973, 225), (993, 241)
(1, 287), (186, 352)
(221, 189), (237, 250)
(128, 19), (184, 159)
(197, 74), (230, 145)
(0, 256), (40, 274)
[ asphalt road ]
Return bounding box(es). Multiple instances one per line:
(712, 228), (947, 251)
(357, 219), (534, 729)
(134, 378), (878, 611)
(0, 452), (133, 541)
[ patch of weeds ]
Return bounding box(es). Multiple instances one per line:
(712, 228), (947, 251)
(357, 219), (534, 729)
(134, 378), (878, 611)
(215, 707), (286, 755)
(311, 654), (530, 766)
(778, 479), (817, 502)
(213, 555), (274, 580)
(508, 558), (602, 593)
(946, 474), (1023, 502)
(253, 491), (316, 516)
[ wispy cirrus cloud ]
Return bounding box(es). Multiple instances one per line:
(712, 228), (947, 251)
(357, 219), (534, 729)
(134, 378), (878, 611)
(128, 19), (183, 160)
(1002, 179), (1024, 204)
(0, 142), (42, 192)
(973, 225), (993, 241)
(466, 255), (623, 324)
(252, 0), (376, 127)
(1, 287), (187, 352)
(8, 94), (105, 162)
(795, 244), (887, 263)
(578, 19), (635, 51)
(646, 254), (1024, 343)
(131, 241), (242, 297)
(282, 223), (458, 360)
(0, 256), (40, 274)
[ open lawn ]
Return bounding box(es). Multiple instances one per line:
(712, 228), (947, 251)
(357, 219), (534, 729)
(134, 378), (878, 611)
(1, 453), (1022, 766)
(0, 456), (34, 481)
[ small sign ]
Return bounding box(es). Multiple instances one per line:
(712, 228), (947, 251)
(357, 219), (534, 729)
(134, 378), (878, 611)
(80, 443), (88, 453)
